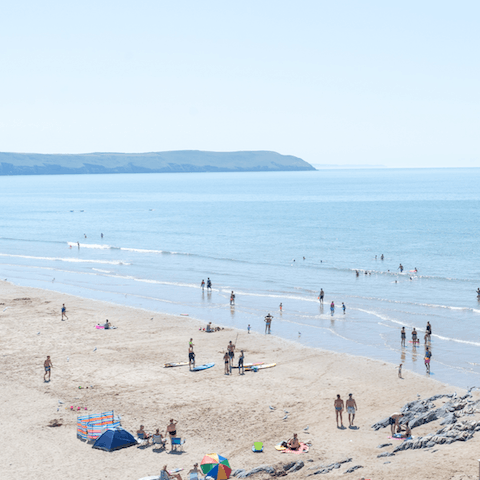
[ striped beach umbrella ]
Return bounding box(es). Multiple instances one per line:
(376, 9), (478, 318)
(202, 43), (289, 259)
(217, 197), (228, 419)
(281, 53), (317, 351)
(200, 453), (231, 479)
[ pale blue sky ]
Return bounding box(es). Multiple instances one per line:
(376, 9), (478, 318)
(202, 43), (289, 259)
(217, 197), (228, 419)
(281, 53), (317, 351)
(0, 1), (478, 167)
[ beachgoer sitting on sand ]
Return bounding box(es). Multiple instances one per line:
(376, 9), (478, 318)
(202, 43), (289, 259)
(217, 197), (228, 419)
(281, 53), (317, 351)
(161, 465), (182, 480)
(152, 429), (166, 447)
(206, 322), (213, 332)
(389, 413), (404, 435)
(104, 320), (111, 329)
(137, 425), (150, 442)
(187, 463), (200, 480)
(287, 433), (300, 450)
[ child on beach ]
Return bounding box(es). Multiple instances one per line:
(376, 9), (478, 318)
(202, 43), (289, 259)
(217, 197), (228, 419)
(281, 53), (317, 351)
(398, 363), (402, 378)
(279, 303), (282, 311)
(247, 324), (251, 334)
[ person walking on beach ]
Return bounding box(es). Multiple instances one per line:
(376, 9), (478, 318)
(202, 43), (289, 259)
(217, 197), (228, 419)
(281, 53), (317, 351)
(247, 324), (251, 334)
(319, 288), (324, 303)
(44, 356), (53, 382)
(334, 394), (344, 428)
(188, 343), (195, 370)
(264, 314), (273, 334)
(230, 291), (235, 305)
(61, 304), (68, 320)
(346, 393), (357, 427)
(223, 352), (230, 375)
(200, 279), (205, 291)
(342, 302), (346, 314)
(238, 350), (245, 375)
(206, 278), (212, 291)
(330, 301), (335, 316)
(401, 327), (406, 347)
(412, 327), (418, 344)
(425, 347), (432, 373)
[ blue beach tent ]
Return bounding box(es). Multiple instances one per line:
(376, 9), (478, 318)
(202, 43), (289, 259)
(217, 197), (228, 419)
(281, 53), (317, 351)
(92, 427), (137, 451)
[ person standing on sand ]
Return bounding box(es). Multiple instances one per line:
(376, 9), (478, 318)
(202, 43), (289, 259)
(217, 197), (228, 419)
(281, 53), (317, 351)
(223, 352), (230, 375)
(319, 289), (324, 303)
(247, 324), (251, 334)
(425, 347), (432, 373)
(44, 356), (53, 382)
(188, 344), (195, 370)
(265, 314), (273, 334)
(61, 304), (68, 320)
(334, 394), (344, 428)
(238, 350), (245, 375)
(388, 413), (404, 435)
(165, 420), (178, 449)
(227, 340), (235, 369)
(401, 327), (406, 347)
(346, 393), (357, 426)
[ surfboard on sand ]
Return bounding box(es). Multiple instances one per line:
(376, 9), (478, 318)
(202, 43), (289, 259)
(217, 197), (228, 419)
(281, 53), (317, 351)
(164, 362), (189, 368)
(246, 363), (276, 371)
(232, 362), (264, 369)
(191, 362), (215, 371)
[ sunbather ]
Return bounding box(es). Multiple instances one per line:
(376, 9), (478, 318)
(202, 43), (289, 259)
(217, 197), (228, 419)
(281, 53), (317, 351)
(287, 433), (300, 450)
(187, 463), (200, 480)
(152, 429), (166, 447)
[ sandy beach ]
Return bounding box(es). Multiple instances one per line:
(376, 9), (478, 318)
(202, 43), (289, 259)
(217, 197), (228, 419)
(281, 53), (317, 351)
(1, 281), (479, 480)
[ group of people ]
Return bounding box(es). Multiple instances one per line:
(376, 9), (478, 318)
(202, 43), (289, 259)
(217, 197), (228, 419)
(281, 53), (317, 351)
(222, 340), (245, 375)
(318, 290), (346, 315)
(334, 394), (358, 428)
(136, 419), (179, 450)
(400, 322), (433, 373)
(200, 278), (212, 291)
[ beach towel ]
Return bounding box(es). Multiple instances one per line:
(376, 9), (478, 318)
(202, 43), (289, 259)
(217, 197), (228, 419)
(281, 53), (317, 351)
(388, 435), (413, 441)
(279, 442), (309, 454)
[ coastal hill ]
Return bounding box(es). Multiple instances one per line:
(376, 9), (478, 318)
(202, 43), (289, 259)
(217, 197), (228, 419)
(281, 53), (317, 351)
(0, 150), (315, 175)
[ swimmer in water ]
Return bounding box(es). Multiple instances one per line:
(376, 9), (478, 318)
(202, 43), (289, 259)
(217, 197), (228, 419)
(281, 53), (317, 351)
(381, 254), (384, 260)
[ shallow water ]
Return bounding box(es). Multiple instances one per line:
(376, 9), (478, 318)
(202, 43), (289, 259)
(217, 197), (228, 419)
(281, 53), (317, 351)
(1, 168), (479, 387)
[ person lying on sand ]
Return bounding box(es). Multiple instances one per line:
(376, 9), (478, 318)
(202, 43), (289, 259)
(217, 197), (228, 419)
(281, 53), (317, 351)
(287, 433), (300, 450)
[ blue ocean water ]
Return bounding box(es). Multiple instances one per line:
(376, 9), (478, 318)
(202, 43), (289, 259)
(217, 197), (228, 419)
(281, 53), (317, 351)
(1, 169), (479, 387)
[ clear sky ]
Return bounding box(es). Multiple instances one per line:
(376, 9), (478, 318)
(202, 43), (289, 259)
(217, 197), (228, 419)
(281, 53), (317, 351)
(0, 1), (478, 167)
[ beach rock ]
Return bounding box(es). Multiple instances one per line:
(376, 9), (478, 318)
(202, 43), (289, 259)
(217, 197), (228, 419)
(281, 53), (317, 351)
(289, 461), (304, 472)
(371, 417), (391, 431)
(377, 443), (392, 449)
(232, 469), (247, 478)
(439, 412), (456, 425)
(409, 410), (438, 429)
(377, 452), (395, 458)
(283, 463), (296, 472)
(426, 441), (436, 448)
(246, 465), (275, 476)
(344, 465), (363, 474)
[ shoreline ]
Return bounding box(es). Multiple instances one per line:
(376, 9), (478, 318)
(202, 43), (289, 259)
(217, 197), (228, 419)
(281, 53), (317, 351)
(2, 280), (480, 480)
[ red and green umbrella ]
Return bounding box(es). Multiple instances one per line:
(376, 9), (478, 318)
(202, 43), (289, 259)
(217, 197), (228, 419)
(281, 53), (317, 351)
(200, 453), (231, 479)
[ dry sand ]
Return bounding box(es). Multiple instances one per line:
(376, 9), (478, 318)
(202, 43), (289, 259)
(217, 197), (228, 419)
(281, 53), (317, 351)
(1, 281), (479, 480)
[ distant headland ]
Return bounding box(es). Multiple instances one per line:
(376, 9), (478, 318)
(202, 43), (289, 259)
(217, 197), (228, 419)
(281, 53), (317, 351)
(0, 151), (315, 176)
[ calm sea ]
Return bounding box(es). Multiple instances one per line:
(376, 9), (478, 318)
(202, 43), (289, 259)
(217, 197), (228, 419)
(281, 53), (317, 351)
(1, 169), (479, 387)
